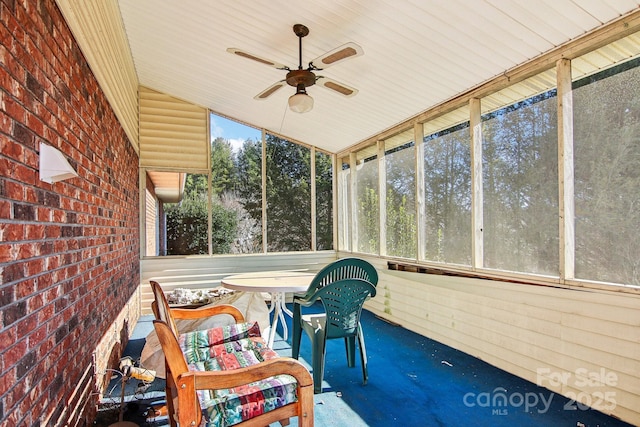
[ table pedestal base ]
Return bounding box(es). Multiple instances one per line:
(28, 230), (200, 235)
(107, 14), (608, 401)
(265, 292), (292, 348)
(221, 272), (314, 348)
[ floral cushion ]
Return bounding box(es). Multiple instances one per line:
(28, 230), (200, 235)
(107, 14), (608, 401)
(181, 337), (273, 365)
(178, 321), (262, 352)
(189, 348), (298, 427)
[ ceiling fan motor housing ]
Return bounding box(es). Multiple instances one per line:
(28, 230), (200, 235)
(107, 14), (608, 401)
(286, 69), (316, 88)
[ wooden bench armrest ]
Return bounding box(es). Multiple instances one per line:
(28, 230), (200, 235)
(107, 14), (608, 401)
(177, 358), (314, 426)
(174, 358), (315, 427)
(170, 304), (245, 322)
(180, 357), (313, 391)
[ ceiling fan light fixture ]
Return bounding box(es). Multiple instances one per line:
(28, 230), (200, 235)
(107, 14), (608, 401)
(288, 85), (314, 113)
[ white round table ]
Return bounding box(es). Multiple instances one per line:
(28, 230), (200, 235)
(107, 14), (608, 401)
(221, 271), (315, 347)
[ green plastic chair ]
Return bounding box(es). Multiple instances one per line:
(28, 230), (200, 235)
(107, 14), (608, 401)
(291, 257), (378, 366)
(292, 278), (377, 394)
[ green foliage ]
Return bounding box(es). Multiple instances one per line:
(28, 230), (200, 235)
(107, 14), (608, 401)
(210, 197), (238, 254)
(165, 195), (208, 255)
(386, 191), (416, 258)
(184, 174), (208, 198)
(211, 138), (236, 194)
(265, 135), (312, 251)
(358, 187), (379, 254)
(165, 139), (241, 255)
(315, 151), (333, 250)
(482, 91), (559, 274)
(354, 156), (379, 254)
(424, 126), (472, 264)
(386, 142), (416, 258)
(236, 138), (263, 220)
(165, 193), (238, 255)
(165, 132), (333, 255)
(573, 61), (640, 285)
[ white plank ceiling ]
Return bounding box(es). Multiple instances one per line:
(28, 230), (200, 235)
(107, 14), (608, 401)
(116, 0), (640, 153)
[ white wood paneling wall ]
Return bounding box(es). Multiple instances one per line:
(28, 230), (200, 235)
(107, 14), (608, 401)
(349, 253), (640, 425)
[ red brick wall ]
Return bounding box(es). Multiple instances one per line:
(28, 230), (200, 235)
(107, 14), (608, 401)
(0, 1), (140, 425)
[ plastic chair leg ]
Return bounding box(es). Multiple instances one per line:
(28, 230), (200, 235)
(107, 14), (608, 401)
(358, 326), (368, 385)
(345, 336), (356, 368)
(312, 331), (327, 394)
(291, 305), (302, 359)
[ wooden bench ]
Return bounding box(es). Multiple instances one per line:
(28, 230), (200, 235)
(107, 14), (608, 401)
(150, 281), (314, 427)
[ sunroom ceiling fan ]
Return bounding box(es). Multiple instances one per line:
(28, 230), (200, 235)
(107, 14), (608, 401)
(227, 24), (363, 113)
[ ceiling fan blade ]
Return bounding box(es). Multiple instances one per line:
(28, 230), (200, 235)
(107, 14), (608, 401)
(226, 48), (288, 70)
(311, 42), (363, 69)
(254, 81), (287, 100)
(317, 76), (358, 97)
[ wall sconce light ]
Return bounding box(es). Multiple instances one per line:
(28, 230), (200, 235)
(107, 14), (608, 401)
(39, 143), (78, 183)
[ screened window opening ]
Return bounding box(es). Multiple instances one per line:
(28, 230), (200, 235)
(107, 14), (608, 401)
(265, 134), (312, 252)
(385, 136), (416, 259)
(141, 34), (640, 291)
(337, 159), (351, 251)
(144, 114), (333, 256)
(164, 173), (210, 255)
(423, 122), (472, 265)
(481, 89), (559, 275)
(356, 152), (380, 254)
(573, 58), (640, 286)
(315, 150), (334, 250)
